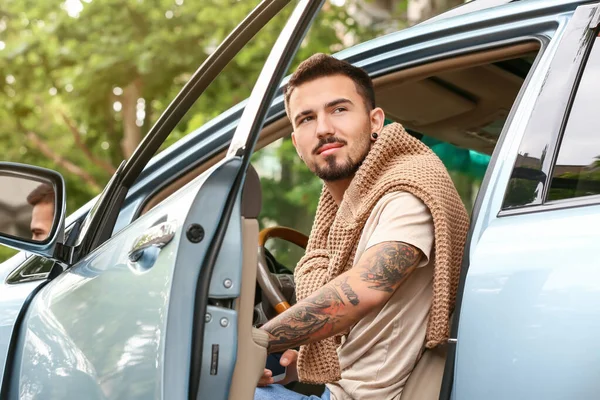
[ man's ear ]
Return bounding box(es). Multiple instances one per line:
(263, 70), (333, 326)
(370, 107), (385, 133)
(291, 131), (303, 159)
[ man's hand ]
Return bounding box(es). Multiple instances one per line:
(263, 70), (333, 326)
(257, 349), (299, 387)
(260, 241), (423, 354)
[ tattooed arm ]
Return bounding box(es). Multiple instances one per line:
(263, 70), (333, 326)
(261, 241), (423, 353)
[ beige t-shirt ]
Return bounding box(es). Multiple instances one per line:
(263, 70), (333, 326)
(327, 191), (434, 400)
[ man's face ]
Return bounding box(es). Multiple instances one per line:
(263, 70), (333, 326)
(31, 201), (54, 241)
(289, 74), (381, 182)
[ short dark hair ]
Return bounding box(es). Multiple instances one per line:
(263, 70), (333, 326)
(283, 53), (375, 118)
(27, 183), (55, 206)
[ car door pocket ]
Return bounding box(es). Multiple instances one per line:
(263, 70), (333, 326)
(128, 220), (176, 272)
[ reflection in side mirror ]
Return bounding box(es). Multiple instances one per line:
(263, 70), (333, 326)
(0, 176), (57, 243)
(0, 162), (66, 261)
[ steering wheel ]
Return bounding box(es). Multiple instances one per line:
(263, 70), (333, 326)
(257, 226), (308, 315)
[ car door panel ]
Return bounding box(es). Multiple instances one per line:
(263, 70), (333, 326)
(453, 3), (600, 399)
(456, 206), (600, 399)
(6, 158), (243, 400)
(8, 181), (196, 399)
(163, 158), (243, 400)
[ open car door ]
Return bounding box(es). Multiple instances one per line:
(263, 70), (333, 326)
(0, 1), (323, 399)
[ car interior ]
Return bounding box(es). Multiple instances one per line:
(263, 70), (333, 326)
(140, 40), (541, 399)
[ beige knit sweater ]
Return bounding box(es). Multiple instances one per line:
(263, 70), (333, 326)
(293, 122), (470, 384)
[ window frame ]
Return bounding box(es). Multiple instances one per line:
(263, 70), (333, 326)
(500, 14), (600, 216)
(133, 38), (548, 223)
(544, 30), (600, 206)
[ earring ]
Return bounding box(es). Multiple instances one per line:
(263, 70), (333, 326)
(371, 132), (378, 140)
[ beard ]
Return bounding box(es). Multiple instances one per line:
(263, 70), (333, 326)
(314, 154), (362, 181)
(311, 135), (371, 182)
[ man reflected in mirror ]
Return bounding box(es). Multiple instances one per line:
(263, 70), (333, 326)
(27, 183), (55, 241)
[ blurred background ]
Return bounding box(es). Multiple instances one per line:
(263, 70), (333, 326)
(0, 0), (470, 264)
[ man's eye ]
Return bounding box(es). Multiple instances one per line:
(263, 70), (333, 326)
(333, 107), (346, 113)
(300, 116), (313, 124)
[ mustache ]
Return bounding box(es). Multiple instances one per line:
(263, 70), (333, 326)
(312, 136), (347, 155)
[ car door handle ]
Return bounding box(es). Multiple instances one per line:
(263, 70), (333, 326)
(128, 221), (176, 263)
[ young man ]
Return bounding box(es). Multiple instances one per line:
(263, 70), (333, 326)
(255, 54), (469, 400)
(27, 183), (55, 241)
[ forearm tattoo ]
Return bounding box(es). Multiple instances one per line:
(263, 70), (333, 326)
(359, 242), (422, 293)
(262, 242), (421, 352)
(335, 277), (360, 306)
(262, 286), (346, 352)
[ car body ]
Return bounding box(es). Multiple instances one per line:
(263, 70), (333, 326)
(1, 0), (600, 399)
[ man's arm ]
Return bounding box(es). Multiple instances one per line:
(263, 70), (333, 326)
(261, 241), (423, 353)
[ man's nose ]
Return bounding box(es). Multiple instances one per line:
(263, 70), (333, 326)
(315, 114), (334, 139)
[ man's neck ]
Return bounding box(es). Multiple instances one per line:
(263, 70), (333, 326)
(325, 176), (354, 205)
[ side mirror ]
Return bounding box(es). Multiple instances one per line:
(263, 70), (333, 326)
(0, 162), (66, 260)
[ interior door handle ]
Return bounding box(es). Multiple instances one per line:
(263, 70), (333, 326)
(128, 221), (176, 262)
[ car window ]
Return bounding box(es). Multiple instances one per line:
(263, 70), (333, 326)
(546, 33), (600, 202)
(251, 126), (492, 271)
(501, 21), (600, 211)
(252, 136), (319, 270)
(379, 50), (538, 213)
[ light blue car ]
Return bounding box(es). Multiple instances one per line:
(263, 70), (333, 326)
(1, 0), (600, 399)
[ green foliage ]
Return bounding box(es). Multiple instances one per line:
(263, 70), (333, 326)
(0, 0), (367, 206)
(0, 0), (380, 262)
(252, 137), (323, 269)
(0, 247), (18, 263)
(1, 0), (463, 266)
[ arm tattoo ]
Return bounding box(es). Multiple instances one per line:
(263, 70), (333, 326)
(334, 277), (360, 306)
(262, 243), (421, 351)
(263, 286), (346, 352)
(359, 242), (421, 293)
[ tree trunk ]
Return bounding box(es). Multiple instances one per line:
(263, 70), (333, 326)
(120, 77), (143, 159)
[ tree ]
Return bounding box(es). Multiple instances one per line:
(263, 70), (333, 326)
(0, 0), (465, 264)
(0, 1), (378, 262)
